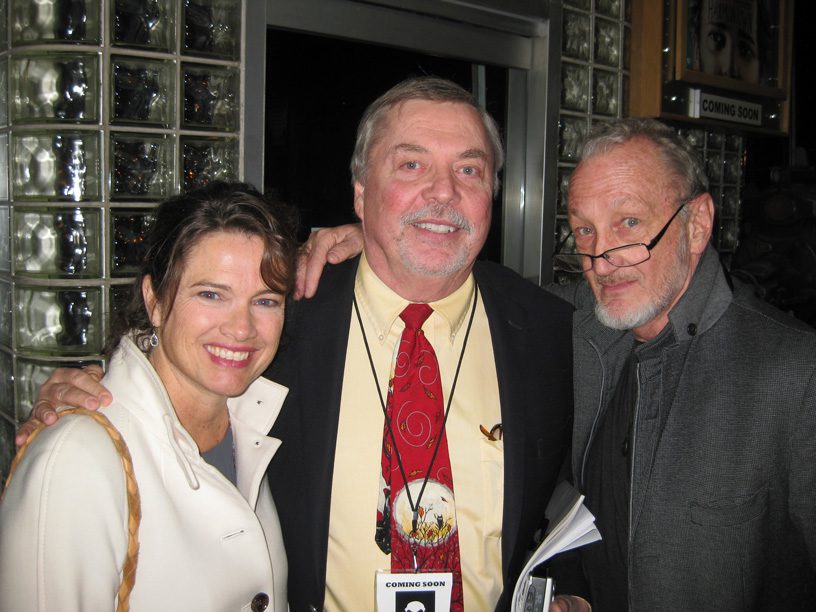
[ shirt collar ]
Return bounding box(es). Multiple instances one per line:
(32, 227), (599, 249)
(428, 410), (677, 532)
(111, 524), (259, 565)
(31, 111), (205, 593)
(354, 252), (476, 345)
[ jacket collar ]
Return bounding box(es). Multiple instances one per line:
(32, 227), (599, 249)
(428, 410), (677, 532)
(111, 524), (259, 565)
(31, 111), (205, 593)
(665, 244), (732, 340)
(229, 379), (287, 505)
(110, 337), (287, 502)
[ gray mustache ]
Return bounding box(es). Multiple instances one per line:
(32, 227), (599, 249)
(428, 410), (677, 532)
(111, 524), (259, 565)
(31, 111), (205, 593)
(400, 205), (472, 233)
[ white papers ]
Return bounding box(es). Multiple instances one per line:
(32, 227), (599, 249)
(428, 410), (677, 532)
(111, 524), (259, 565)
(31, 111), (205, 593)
(511, 482), (601, 612)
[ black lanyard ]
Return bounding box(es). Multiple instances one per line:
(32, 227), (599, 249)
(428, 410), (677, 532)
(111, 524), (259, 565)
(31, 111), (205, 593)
(353, 287), (479, 532)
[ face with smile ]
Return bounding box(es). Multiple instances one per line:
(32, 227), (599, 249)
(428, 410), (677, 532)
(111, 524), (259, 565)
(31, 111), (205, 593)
(354, 99), (494, 302)
(568, 138), (711, 341)
(145, 231), (285, 410)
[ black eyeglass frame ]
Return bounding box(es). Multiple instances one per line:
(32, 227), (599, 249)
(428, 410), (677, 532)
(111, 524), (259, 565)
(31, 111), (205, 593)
(556, 200), (689, 273)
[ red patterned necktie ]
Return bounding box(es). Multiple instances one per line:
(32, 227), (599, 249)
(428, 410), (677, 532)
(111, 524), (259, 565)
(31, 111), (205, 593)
(375, 303), (463, 610)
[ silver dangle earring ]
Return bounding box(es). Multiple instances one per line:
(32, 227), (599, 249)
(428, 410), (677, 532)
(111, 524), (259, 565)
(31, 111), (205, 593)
(149, 329), (159, 348)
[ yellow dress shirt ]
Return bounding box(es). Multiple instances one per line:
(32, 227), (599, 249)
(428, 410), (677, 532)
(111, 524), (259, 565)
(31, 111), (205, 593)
(324, 254), (504, 611)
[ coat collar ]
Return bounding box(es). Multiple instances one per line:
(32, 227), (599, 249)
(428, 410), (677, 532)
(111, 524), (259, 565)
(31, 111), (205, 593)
(107, 337), (287, 504)
(665, 244), (732, 339)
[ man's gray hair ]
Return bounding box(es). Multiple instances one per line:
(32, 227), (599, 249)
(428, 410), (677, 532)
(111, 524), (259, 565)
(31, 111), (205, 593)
(579, 118), (709, 203)
(350, 76), (505, 196)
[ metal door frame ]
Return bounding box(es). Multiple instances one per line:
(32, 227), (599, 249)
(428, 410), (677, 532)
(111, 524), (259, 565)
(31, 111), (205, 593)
(244, 0), (561, 283)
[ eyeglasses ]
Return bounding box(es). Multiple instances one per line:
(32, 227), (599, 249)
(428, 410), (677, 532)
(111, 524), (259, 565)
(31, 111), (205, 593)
(554, 202), (687, 274)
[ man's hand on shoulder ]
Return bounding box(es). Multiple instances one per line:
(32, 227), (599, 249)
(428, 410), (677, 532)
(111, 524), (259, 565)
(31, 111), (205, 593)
(294, 224), (364, 300)
(550, 595), (592, 612)
(15, 364), (111, 448)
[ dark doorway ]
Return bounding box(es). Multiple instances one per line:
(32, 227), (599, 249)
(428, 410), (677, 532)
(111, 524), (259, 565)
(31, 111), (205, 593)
(264, 28), (507, 261)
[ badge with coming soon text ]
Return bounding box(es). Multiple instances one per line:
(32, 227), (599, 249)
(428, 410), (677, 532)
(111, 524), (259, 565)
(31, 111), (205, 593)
(375, 570), (453, 612)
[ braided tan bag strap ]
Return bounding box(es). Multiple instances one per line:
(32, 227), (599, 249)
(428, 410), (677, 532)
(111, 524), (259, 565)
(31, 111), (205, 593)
(2, 408), (142, 612)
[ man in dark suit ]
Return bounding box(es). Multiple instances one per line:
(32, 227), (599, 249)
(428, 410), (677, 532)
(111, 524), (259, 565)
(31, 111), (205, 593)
(266, 77), (574, 611)
(26, 77), (575, 611)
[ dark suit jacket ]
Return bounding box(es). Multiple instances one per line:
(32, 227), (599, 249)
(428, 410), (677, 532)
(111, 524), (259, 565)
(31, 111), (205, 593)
(265, 257), (574, 611)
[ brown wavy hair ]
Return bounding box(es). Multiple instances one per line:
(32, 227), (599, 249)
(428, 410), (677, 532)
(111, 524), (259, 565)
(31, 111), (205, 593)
(106, 181), (298, 355)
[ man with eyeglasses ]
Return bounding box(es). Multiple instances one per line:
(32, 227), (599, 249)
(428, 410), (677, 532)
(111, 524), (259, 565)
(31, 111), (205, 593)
(284, 117), (816, 610)
(546, 117), (816, 610)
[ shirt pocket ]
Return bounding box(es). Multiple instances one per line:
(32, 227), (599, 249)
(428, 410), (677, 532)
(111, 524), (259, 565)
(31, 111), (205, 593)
(689, 487), (768, 526)
(479, 436), (504, 537)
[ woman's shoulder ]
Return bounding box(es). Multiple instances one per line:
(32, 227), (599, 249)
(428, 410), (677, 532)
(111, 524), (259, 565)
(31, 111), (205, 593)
(1, 412), (128, 533)
(16, 413), (126, 481)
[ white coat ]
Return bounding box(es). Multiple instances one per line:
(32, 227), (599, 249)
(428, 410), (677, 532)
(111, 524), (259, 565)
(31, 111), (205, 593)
(0, 336), (288, 611)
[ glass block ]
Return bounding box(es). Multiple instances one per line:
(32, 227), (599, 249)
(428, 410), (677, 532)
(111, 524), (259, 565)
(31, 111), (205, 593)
(561, 64), (589, 112)
(0, 133), (7, 199)
(111, 209), (156, 276)
(112, 0), (176, 51)
(0, 0), (7, 50)
(558, 116), (587, 162)
(593, 70), (619, 116)
(682, 128), (705, 148)
(13, 207), (101, 277)
(182, 64), (239, 131)
(111, 133), (174, 200)
(706, 151), (724, 183)
(15, 285), (102, 354)
(10, 53), (100, 123)
(563, 0), (590, 10)
(707, 131), (725, 150)
(11, 131), (102, 201)
(181, 136), (239, 189)
(11, 0), (101, 44)
(0, 59), (7, 126)
(110, 283), (135, 314)
(555, 219), (575, 253)
(0, 280), (10, 345)
(557, 168), (572, 214)
(0, 206), (9, 272)
(709, 186), (721, 209)
(726, 134), (743, 152)
(184, 0), (241, 60)
(596, 0), (622, 18)
(15, 357), (100, 422)
(720, 219), (740, 251)
(724, 153), (741, 185)
(722, 188), (740, 217)
(563, 10), (591, 61)
(111, 56), (174, 127)
(14, 358), (52, 422)
(594, 19), (621, 67)
(0, 414), (14, 487)
(0, 352), (12, 422)
(553, 269), (583, 286)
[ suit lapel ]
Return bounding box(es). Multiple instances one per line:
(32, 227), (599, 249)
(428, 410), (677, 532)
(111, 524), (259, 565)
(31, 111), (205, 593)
(294, 257), (359, 577)
(265, 257), (359, 606)
(475, 265), (528, 579)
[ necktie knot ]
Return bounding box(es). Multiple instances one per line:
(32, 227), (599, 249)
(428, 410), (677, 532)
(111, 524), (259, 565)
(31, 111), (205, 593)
(400, 303), (433, 332)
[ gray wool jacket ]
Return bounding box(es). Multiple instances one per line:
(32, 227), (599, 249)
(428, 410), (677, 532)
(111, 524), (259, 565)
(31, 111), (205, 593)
(549, 245), (816, 610)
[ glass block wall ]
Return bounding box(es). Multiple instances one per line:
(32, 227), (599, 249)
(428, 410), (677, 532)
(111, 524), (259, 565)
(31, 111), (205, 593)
(553, 0), (745, 281)
(677, 128), (744, 267)
(555, 0), (632, 283)
(0, 0), (245, 483)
